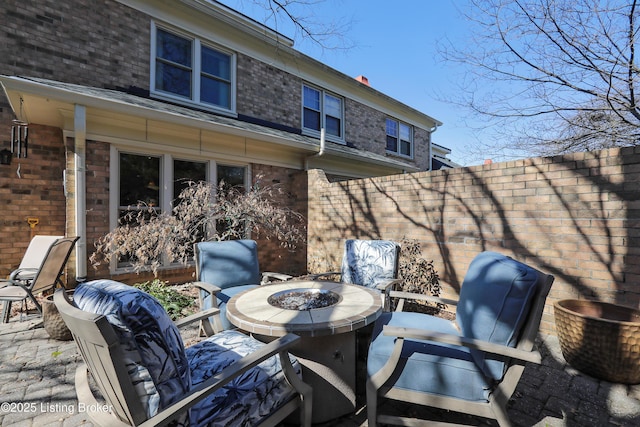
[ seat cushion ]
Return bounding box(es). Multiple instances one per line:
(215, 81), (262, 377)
(200, 284), (258, 331)
(195, 240), (261, 290)
(74, 280), (191, 420)
(187, 330), (301, 427)
(367, 312), (491, 402)
(341, 239), (399, 289)
(456, 251), (540, 380)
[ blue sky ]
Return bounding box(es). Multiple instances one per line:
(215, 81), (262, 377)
(218, 0), (479, 166)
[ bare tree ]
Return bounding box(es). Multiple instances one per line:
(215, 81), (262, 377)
(441, 0), (640, 158)
(228, 0), (354, 50)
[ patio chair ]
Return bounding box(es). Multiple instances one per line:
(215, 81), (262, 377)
(1, 235), (62, 321)
(309, 239), (401, 308)
(194, 239), (292, 332)
(366, 251), (554, 427)
(0, 236), (78, 322)
(54, 280), (312, 426)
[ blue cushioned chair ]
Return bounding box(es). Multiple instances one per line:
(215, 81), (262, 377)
(310, 239), (401, 309)
(194, 240), (292, 332)
(366, 251), (554, 427)
(54, 280), (311, 426)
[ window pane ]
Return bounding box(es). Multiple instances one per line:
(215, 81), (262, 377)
(326, 115), (341, 137)
(303, 86), (320, 110)
(202, 46), (230, 80)
(119, 153), (161, 208)
(174, 160), (207, 202)
(156, 62), (191, 98)
(157, 29), (192, 67)
(325, 94), (341, 117)
(400, 123), (411, 140)
(201, 76), (231, 108)
(386, 119), (398, 137)
(400, 140), (412, 156)
(217, 165), (245, 189)
(386, 135), (398, 152)
(304, 108), (321, 131)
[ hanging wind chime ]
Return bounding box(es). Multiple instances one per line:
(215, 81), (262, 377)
(2, 97), (29, 166)
(11, 119), (28, 159)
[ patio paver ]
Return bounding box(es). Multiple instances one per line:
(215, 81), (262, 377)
(2, 314), (640, 426)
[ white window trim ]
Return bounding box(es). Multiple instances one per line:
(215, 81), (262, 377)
(301, 83), (345, 144)
(150, 21), (237, 116)
(109, 146), (250, 274)
(386, 118), (414, 159)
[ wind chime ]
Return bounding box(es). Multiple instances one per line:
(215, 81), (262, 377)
(11, 119), (28, 158)
(1, 97), (28, 166)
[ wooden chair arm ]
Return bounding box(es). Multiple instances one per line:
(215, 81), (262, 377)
(191, 281), (221, 296)
(388, 290), (460, 307)
(306, 271), (340, 280)
(383, 326), (541, 364)
(173, 307), (220, 330)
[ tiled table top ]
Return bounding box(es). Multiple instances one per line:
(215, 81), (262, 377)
(226, 280), (382, 337)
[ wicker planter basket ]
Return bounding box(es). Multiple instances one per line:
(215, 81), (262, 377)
(42, 292), (73, 341)
(554, 299), (640, 384)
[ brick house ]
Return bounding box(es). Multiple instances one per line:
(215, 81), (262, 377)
(0, 0), (442, 284)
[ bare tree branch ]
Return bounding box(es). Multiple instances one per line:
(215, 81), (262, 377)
(439, 0), (640, 158)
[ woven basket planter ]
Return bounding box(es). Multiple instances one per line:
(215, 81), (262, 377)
(554, 299), (640, 384)
(42, 292), (73, 341)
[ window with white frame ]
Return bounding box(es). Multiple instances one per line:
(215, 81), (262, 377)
(116, 152), (247, 269)
(152, 25), (235, 112)
(303, 84), (344, 140)
(386, 118), (413, 157)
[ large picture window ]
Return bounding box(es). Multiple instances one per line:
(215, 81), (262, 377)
(386, 118), (413, 158)
(115, 151), (248, 270)
(153, 25), (234, 112)
(303, 84), (344, 141)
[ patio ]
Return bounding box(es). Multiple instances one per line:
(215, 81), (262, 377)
(1, 312), (639, 426)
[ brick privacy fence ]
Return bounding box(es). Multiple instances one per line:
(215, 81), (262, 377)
(307, 147), (640, 336)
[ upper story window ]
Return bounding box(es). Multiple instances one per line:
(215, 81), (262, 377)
(303, 84), (344, 142)
(386, 118), (413, 158)
(152, 24), (235, 113)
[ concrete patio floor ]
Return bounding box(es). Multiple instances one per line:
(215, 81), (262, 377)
(1, 314), (640, 426)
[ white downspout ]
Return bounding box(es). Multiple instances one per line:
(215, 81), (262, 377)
(428, 123), (439, 171)
(304, 128), (326, 170)
(74, 105), (87, 282)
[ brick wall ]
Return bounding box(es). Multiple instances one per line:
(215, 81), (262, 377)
(307, 146), (640, 336)
(0, 125), (66, 277)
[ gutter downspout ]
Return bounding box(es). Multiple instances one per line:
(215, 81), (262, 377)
(74, 104), (87, 282)
(304, 128), (325, 170)
(428, 123), (439, 171)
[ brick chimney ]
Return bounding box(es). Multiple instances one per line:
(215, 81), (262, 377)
(355, 75), (370, 86)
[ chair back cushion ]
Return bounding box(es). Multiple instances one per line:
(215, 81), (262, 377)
(341, 239), (399, 289)
(74, 280), (191, 420)
(195, 240), (261, 290)
(456, 251), (540, 380)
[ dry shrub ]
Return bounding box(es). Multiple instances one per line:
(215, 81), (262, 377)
(90, 178), (306, 274)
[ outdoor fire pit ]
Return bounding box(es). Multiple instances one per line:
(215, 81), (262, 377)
(268, 288), (340, 310)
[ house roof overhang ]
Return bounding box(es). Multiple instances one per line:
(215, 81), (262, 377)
(0, 75), (420, 176)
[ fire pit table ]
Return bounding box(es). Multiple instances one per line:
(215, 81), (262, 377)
(226, 280), (382, 423)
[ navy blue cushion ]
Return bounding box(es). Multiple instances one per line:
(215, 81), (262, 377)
(186, 330), (301, 426)
(456, 251), (540, 380)
(74, 280), (191, 420)
(367, 312), (491, 402)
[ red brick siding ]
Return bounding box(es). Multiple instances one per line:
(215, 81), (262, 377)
(307, 147), (640, 336)
(0, 125), (66, 277)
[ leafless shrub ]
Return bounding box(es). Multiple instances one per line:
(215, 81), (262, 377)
(90, 178), (306, 274)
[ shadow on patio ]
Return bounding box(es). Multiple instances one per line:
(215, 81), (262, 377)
(1, 314), (639, 427)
